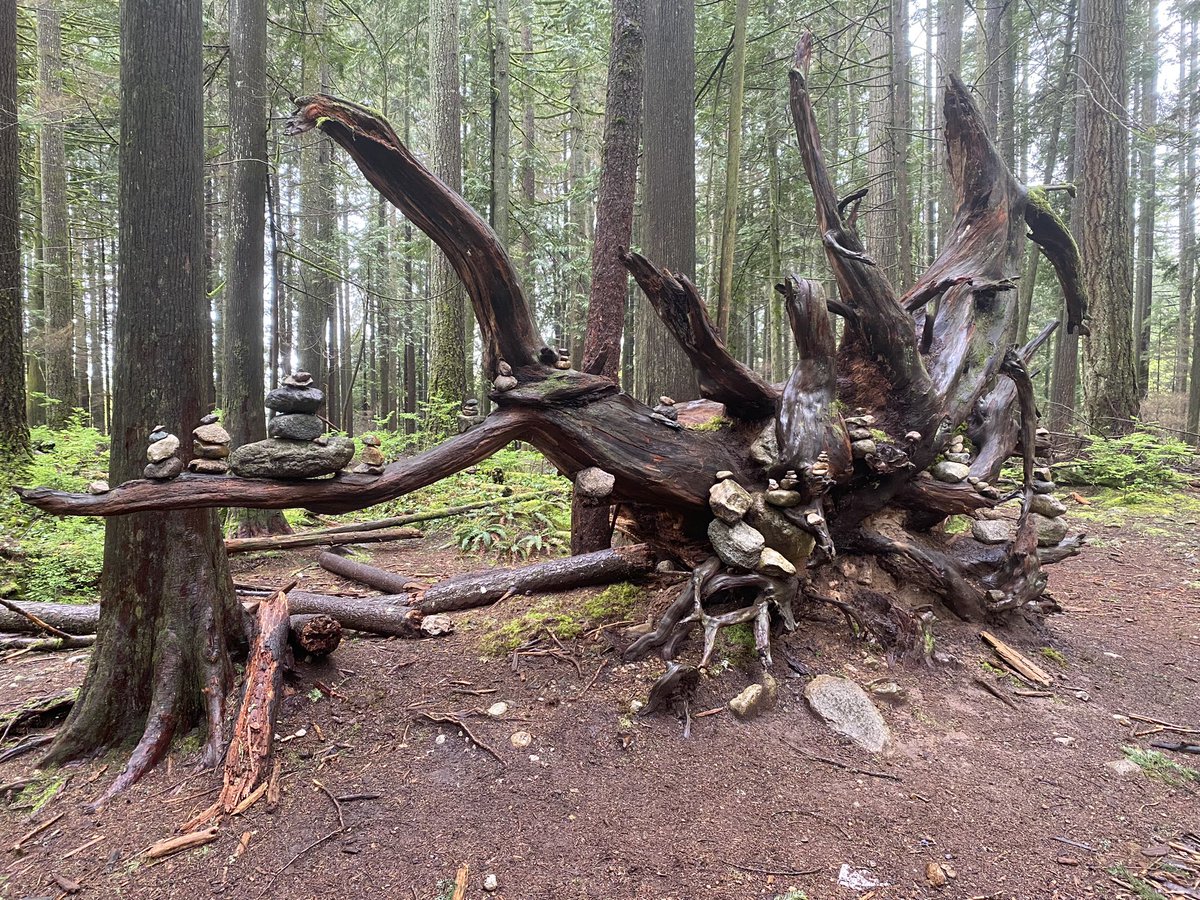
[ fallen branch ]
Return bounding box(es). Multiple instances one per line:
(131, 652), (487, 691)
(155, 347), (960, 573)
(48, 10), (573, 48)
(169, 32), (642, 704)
(0, 597), (73, 639)
(11, 811), (66, 853)
(288, 614), (342, 658)
(0, 634), (94, 652)
(145, 826), (219, 860)
(225, 526), (422, 555)
(782, 738), (902, 782)
(415, 712), (503, 763)
(317, 551), (424, 595)
(980, 630), (1052, 686)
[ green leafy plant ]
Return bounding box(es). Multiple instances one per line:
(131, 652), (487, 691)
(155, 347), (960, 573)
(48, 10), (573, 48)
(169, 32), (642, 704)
(1053, 425), (1195, 501)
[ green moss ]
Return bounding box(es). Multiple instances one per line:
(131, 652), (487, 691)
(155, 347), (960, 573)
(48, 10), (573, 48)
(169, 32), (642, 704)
(717, 623), (757, 666)
(869, 428), (890, 443)
(685, 416), (729, 432)
(1039, 646), (1067, 667)
(13, 772), (68, 815)
(1121, 746), (1200, 787)
(581, 582), (644, 621)
(943, 515), (970, 535)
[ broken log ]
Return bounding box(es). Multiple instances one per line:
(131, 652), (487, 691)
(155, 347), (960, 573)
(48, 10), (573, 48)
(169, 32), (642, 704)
(0, 601), (100, 636)
(980, 630), (1053, 686)
(219, 585), (291, 816)
(0, 633), (94, 652)
(287, 613), (342, 658)
(317, 551), (424, 594)
(282, 591), (422, 637)
(225, 526), (422, 554)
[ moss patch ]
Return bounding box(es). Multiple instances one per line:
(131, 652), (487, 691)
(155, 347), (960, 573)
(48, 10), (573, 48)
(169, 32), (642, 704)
(480, 583), (646, 656)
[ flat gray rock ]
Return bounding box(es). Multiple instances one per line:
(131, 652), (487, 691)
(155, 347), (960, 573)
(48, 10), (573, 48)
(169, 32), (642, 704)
(804, 674), (890, 753)
(268, 413), (325, 441)
(230, 436), (354, 479)
(708, 519), (765, 570)
(575, 467), (616, 502)
(1029, 493), (1066, 518)
(972, 518), (1013, 544)
(745, 495), (815, 571)
(264, 384), (325, 414)
(931, 460), (970, 483)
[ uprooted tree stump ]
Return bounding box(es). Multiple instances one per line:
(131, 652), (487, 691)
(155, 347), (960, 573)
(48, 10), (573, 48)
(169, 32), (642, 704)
(15, 40), (1089, 705)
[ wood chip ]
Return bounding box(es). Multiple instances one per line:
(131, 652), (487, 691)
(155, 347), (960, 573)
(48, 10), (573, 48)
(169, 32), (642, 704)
(146, 826), (219, 860)
(980, 630), (1052, 686)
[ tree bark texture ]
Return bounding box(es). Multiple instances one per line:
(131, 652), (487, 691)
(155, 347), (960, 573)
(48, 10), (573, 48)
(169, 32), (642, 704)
(1078, 0), (1138, 433)
(0, 0), (26, 457)
(40, 0), (243, 807)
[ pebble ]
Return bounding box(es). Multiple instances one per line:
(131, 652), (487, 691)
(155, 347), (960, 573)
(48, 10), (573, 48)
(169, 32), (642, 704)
(497, 360), (513, 377)
(187, 459), (229, 475)
(435, 734), (447, 746)
(87, 480), (110, 495)
(360, 445), (386, 467)
(148, 428), (169, 442)
(487, 702), (509, 718)
(757, 547), (797, 578)
(509, 731), (532, 748)
(714, 470), (733, 480)
(483, 874), (499, 892)
(199, 413), (219, 425)
(851, 439), (876, 459)
(494, 374), (518, 392)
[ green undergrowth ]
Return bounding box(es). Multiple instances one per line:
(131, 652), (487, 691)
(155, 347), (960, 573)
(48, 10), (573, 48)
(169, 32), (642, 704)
(479, 582), (646, 655)
(0, 414), (107, 604)
(1106, 865), (1169, 900)
(1121, 746), (1200, 787)
(1051, 425), (1195, 502)
(10, 772), (70, 815)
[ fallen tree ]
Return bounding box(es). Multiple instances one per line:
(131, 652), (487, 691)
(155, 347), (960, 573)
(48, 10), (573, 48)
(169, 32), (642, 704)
(15, 41), (1088, 703)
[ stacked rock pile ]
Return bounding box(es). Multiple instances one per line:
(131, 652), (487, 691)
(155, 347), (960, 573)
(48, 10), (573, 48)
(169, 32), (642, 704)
(229, 372), (354, 480)
(845, 412), (877, 459)
(189, 413), (231, 474)
(652, 396), (678, 421)
(458, 398), (484, 433)
(554, 347), (571, 370)
(706, 472), (814, 578)
(971, 465), (1069, 547)
(353, 434), (385, 476)
(493, 360), (518, 392)
(144, 426), (182, 480)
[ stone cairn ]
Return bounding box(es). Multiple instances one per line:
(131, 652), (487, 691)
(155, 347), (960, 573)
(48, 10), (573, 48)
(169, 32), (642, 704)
(144, 425), (182, 480)
(228, 372), (355, 480)
(352, 434), (385, 476)
(493, 360), (518, 392)
(458, 397), (485, 433)
(189, 413), (231, 475)
(707, 471), (814, 579)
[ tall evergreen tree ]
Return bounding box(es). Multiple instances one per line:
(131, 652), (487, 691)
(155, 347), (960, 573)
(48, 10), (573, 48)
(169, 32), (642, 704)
(0, 0), (26, 458)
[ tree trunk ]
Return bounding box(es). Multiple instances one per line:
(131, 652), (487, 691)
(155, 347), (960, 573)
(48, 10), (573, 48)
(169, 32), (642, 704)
(715, 0), (749, 341)
(0, 0), (26, 458)
(40, 0), (243, 807)
(1132, 3), (1157, 398)
(635, 0), (699, 403)
(38, 0), (73, 428)
(574, 0), (644, 554)
(428, 0), (468, 407)
(224, 0), (290, 538)
(1078, 0), (1138, 433)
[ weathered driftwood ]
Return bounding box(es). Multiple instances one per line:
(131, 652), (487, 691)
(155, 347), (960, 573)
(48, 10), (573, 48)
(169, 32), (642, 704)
(225, 525), (422, 554)
(15, 41), (1089, 694)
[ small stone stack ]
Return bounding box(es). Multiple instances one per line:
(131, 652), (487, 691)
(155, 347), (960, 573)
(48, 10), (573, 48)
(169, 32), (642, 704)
(653, 396), (678, 421)
(189, 414), (231, 475)
(971, 465), (1069, 547)
(845, 412), (877, 459)
(144, 426), (182, 480)
(458, 398), (484, 433)
(493, 360), (518, 392)
(229, 373), (355, 480)
(554, 347), (571, 370)
(353, 434), (386, 476)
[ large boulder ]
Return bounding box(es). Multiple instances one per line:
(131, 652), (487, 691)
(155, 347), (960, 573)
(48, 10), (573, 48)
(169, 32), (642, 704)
(931, 460), (970, 483)
(804, 674), (891, 753)
(745, 494), (815, 571)
(230, 437), (354, 480)
(1033, 513), (1068, 547)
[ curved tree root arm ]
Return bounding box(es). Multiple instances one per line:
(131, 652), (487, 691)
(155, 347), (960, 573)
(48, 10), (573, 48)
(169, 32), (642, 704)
(1024, 190), (1090, 335)
(774, 276), (852, 486)
(850, 528), (988, 621)
(620, 250), (778, 419)
(14, 409), (533, 517)
(219, 587), (290, 815)
(894, 478), (997, 523)
(286, 96), (543, 377)
(787, 42), (935, 438)
(418, 543), (656, 614)
(969, 321), (1059, 482)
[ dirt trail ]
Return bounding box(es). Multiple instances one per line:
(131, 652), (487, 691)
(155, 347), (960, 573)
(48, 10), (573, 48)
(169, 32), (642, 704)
(1, 501), (1198, 900)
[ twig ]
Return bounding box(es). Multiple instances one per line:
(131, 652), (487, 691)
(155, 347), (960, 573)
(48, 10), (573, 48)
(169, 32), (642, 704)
(11, 811), (66, 852)
(415, 713), (503, 763)
(972, 676), (1019, 709)
(720, 859), (821, 877)
(1126, 714), (1200, 736)
(0, 596), (72, 639)
(782, 738), (902, 782)
(313, 779), (345, 829)
(255, 828), (344, 897)
(568, 659), (608, 702)
(61, 835), (104, 860)
(144, 827), (218, 860)
(1052, 836), (1097, 853)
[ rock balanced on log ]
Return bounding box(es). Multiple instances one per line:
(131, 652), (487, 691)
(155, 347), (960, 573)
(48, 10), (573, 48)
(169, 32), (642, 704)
(230, 372), (355, 479)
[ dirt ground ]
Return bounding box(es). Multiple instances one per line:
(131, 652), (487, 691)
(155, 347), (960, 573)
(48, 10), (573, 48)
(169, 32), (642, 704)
(1, 494), (1198, 900)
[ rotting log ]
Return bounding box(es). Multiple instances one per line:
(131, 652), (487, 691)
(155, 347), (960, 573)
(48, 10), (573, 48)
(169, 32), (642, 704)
(218, 585), (291, 816)
(287, 614), (342, 658)
(225, 525), (422, 554)
(15, 39), (1091, 704)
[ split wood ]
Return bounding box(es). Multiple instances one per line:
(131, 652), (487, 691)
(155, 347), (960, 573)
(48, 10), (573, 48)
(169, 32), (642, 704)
(980, 631), (1053, 686)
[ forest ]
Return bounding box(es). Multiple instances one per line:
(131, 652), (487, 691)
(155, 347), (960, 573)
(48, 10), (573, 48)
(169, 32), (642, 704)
(0, 0), (1198, 898)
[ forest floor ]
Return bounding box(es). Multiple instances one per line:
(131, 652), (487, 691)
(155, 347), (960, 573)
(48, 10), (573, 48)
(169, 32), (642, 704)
(1, 490), (1198, 900)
